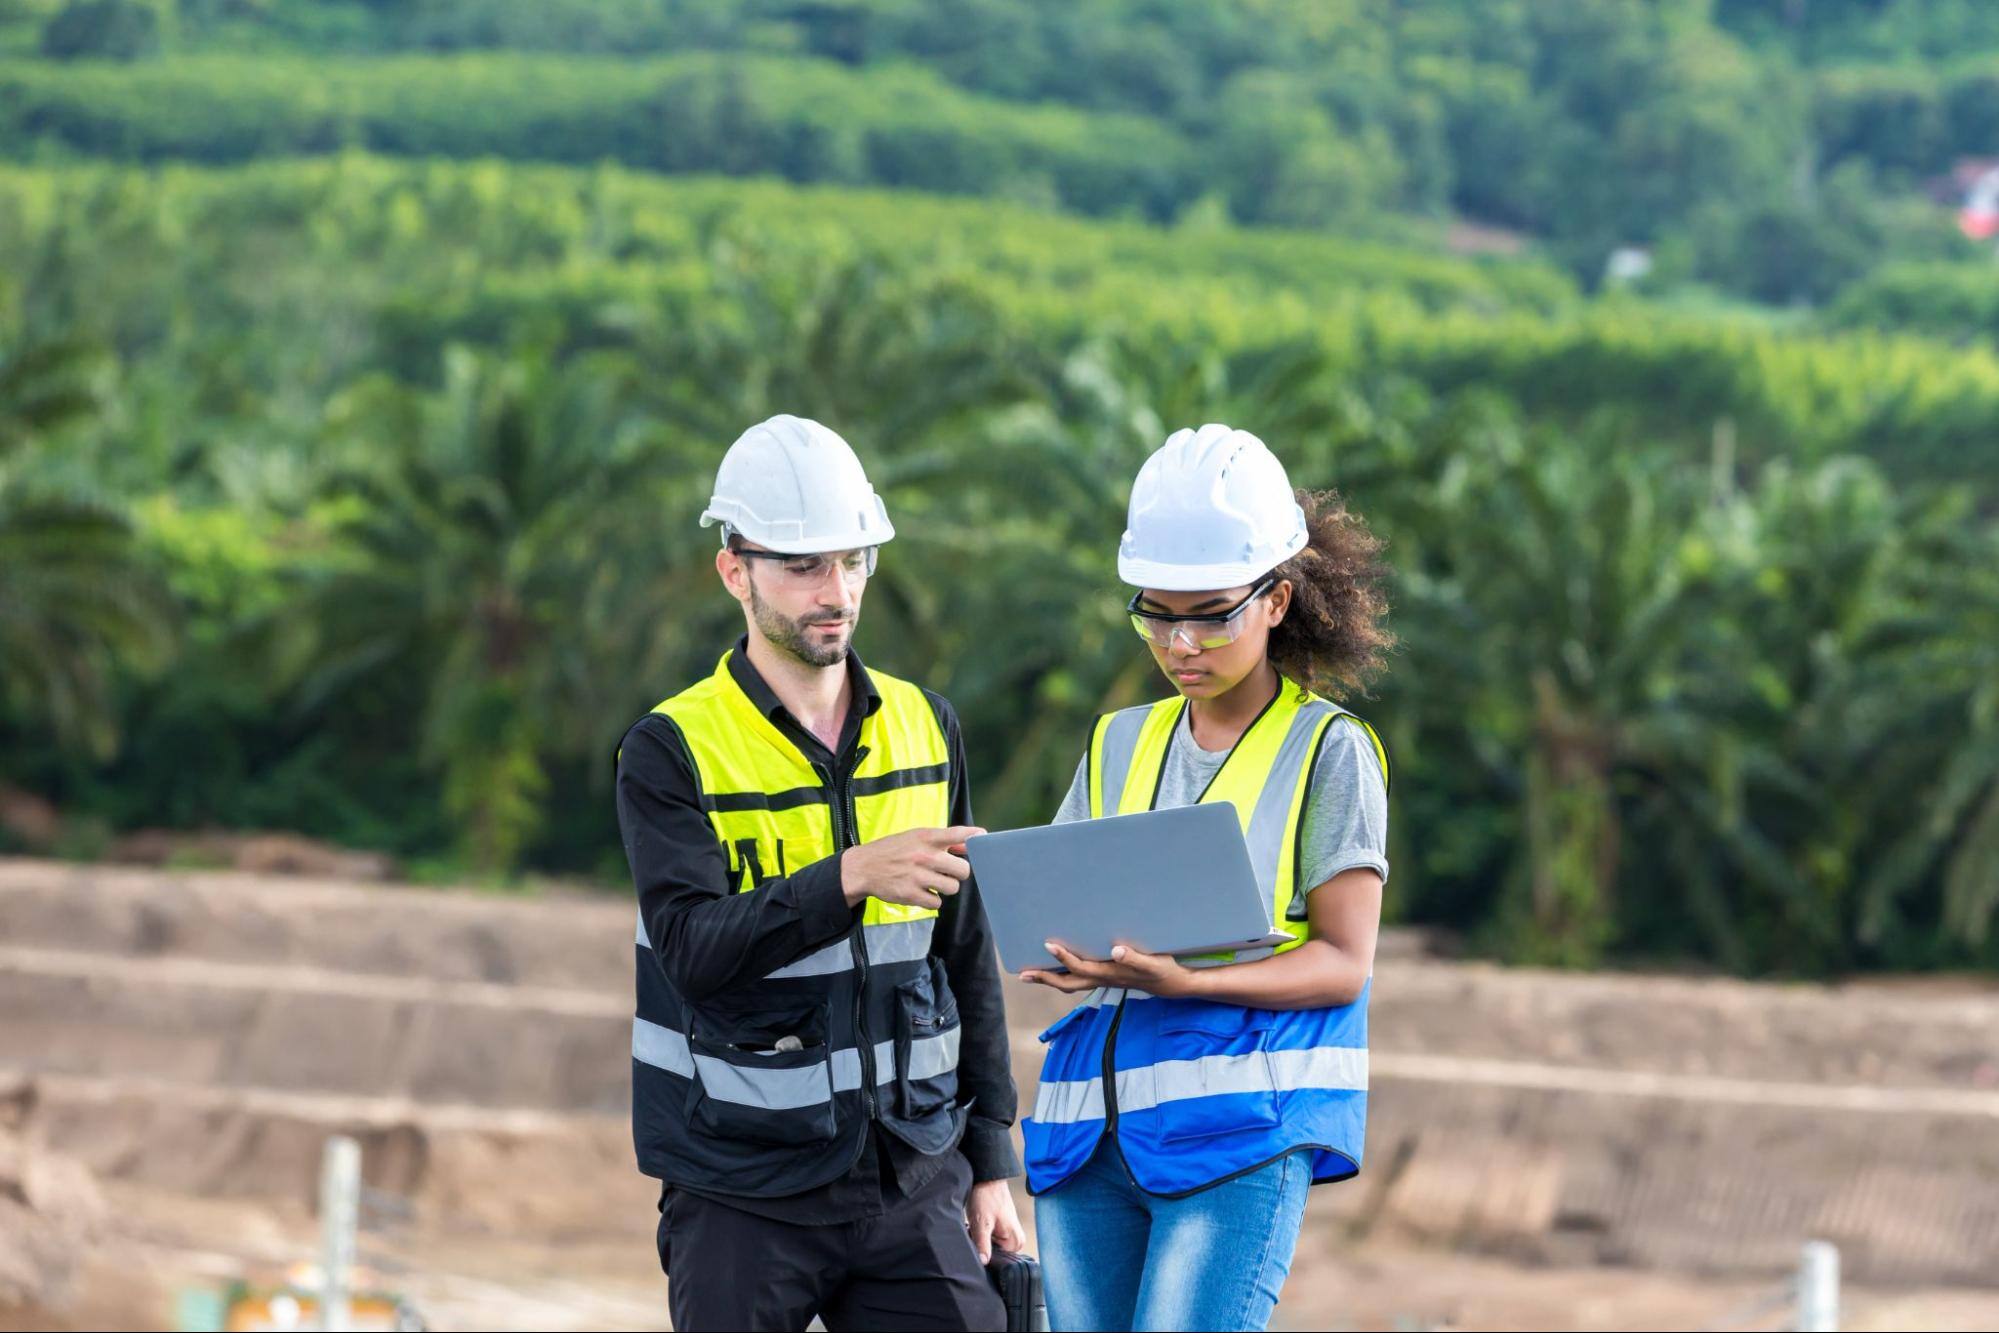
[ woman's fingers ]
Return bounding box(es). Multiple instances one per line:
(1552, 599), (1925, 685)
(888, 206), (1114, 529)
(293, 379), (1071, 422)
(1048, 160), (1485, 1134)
(1043, 941), (1099, 969)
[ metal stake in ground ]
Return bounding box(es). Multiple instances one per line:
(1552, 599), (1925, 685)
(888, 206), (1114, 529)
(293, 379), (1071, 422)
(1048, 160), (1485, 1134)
(318, 1136), (361, 1333)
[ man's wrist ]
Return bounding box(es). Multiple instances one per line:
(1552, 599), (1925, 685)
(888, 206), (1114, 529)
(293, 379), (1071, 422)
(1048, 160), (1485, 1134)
(837, 848), (870, 907)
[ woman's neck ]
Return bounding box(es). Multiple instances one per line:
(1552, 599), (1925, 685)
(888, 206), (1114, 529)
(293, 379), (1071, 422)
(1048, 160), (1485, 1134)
(1186, 660), (1281, 752)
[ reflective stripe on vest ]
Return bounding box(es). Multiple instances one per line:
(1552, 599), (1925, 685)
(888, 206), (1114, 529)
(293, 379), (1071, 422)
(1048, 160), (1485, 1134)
(1024, 678), (1385, 1197)
(633, 1017), (962, 1108)
(636, 912), (937, 979)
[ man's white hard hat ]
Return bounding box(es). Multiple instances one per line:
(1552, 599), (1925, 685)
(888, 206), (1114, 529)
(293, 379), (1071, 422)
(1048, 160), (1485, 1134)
(699, 414), (895, 554)
(1117, 424), (1308, 591)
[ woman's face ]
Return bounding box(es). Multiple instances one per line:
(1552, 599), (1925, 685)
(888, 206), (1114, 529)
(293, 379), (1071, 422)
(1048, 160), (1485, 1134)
(1132, 579), (1292, 700)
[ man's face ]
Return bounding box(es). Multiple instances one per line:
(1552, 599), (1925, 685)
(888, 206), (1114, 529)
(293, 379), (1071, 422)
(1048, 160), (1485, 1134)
(717, 543), (871, 668)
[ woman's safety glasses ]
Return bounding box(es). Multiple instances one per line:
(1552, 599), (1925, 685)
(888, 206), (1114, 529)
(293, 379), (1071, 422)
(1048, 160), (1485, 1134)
(1126, 574), (1276, 651)
(733, 545), (878, 589)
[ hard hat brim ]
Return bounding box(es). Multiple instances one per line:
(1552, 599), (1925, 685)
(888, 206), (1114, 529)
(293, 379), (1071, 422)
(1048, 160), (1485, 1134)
(701, 507), (896, 555)
(1117, 549), (1296, 592)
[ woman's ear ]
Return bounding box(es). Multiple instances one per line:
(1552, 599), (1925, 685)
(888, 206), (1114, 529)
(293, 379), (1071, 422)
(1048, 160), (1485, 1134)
(1266, 578), (1293, 627)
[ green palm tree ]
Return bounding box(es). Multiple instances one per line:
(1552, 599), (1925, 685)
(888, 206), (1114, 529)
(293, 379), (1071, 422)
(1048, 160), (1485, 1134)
(306, 346), (666, 876)
(0, 334), (167, 757)
(1394, 421), (1730, 966)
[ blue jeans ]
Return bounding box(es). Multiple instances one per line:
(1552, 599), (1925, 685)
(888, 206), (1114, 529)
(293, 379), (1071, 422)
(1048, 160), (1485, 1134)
(1035, 1137), (1311, 1332)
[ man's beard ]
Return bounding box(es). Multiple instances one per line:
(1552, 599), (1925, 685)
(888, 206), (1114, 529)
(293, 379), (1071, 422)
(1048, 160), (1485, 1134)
(750, 582), (853, 668)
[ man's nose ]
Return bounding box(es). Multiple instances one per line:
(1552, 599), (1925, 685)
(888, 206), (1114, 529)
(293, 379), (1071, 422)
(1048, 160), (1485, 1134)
(818, 572), (858, 611)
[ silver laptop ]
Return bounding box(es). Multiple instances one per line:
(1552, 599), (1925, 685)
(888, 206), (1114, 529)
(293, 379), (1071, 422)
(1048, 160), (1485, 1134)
(965, 803), (1290, 975)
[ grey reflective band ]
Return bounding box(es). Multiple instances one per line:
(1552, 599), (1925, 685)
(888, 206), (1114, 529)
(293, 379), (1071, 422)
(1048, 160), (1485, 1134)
(865, 916), (937, 966)
(633, 1018), (961, 1109)
(761, 936), (850, 979)
(1032, 1074), (1106, 1126)
(762, 916), (935, 978)
(1242, 702), (1338, 901)
(635, 914), (934, 979)
(696, 1048), (838, 1109)
(1094, 708), (1151, 816)
(1031, 1045), (1369, 1125)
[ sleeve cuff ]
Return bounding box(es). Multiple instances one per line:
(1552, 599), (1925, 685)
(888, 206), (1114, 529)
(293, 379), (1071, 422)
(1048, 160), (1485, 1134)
(791, 852), (862, 943)
(961, 1117), (1024, 1181)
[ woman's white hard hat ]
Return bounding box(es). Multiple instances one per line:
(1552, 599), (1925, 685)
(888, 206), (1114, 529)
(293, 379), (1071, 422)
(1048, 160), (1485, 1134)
(699, 414), (895, 554)
(1118, 424), (1308, 590)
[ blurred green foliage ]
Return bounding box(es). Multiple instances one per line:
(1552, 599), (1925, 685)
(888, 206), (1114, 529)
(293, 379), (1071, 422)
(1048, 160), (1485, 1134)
(1, 156), (1996, 978)
(7, 0), (1999, 301)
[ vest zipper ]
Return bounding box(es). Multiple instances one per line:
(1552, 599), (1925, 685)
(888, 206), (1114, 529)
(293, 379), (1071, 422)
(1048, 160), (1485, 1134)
(1101, 989), (1143, 1188)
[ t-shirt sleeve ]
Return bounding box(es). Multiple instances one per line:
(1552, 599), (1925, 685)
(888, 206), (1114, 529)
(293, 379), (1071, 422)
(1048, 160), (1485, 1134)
(1288, 717), (1390, 918)
(1051, 755), (1090, 825)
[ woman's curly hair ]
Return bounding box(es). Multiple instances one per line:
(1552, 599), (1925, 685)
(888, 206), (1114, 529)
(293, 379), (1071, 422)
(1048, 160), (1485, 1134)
(1266, 489), (1393, 700)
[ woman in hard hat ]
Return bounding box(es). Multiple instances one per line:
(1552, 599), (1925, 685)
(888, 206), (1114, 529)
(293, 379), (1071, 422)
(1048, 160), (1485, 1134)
(1018, 425), (1392, 1332)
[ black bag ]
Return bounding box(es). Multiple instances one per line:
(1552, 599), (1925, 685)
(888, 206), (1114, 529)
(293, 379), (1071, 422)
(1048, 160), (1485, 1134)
(985, 1249), (1047, 1333)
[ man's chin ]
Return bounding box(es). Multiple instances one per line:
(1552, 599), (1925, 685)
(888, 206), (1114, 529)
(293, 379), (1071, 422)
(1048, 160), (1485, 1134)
(790, 625), (853, 668)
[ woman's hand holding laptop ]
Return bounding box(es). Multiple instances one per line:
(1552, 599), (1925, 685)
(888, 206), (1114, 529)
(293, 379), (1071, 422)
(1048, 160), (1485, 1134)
(1020, 940), (1198, 997)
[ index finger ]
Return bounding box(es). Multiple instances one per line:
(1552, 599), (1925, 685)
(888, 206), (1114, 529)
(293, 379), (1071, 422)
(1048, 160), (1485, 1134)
(930, 825), (986, 845)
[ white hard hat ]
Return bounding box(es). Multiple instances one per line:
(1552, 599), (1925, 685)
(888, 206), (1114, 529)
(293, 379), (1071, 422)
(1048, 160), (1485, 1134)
(699, 414), (895, 554)
(1117, 424), (1308, 591)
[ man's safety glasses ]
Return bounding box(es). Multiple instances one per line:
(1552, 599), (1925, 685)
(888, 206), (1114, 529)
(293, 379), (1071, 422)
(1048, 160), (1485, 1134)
(732, 545), (878, 589)
(1127, 574), (1277, 651)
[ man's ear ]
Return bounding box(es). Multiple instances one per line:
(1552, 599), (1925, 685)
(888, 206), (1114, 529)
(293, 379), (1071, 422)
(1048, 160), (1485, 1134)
(716, 546), (751, 604)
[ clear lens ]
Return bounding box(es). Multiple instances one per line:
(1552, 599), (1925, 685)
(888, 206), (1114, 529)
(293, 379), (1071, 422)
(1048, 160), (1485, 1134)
(1126, 578), (1271, 651)
(759, 546), (877, 588)
(1128, 612), (1246, 651)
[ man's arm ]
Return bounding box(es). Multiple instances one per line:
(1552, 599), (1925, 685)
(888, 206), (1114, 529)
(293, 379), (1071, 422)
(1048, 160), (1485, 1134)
(923, 693), (1024, 1183)
(617, 715), (859, 1003)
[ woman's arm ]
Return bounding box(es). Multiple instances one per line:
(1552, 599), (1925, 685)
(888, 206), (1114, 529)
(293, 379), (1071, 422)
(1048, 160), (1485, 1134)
(1022, 865), (1382, 1009)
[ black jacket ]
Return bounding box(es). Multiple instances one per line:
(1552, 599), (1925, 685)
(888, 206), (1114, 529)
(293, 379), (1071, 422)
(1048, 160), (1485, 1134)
(617, 640), (1020, 1216)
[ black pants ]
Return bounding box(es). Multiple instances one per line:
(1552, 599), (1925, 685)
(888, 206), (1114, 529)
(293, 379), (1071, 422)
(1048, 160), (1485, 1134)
(658, 1152), (1006, 1332)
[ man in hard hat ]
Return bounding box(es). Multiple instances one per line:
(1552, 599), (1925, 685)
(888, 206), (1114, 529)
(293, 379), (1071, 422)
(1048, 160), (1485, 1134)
(616, 415), (1023, 1331)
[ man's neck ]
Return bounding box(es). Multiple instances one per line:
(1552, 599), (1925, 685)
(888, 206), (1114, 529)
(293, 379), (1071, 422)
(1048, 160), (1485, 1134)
(743, 632), (852, 754)
(1187, 660), (1280, 751)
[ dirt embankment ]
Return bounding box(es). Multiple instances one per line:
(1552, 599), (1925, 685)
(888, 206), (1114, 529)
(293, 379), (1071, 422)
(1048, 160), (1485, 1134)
(3, 856), (1998, 1330)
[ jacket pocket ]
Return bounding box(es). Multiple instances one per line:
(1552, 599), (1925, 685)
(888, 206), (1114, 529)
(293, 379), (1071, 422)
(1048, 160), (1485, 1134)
(1153, 1003), (1282, 1144)
(894, 959), (961, 1120)
(685, 1000), (838, 1147)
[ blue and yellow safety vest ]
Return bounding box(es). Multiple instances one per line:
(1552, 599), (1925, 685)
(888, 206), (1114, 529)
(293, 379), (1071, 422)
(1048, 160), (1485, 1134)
(1022, 678), (1386, 1197)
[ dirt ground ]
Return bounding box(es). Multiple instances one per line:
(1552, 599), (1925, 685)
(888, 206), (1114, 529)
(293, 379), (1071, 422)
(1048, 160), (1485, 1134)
(3, 857), (1997, 1331)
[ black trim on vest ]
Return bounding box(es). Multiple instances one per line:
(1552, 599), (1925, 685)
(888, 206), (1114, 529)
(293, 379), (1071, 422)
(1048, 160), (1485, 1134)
(851, 763), (950, 798)
(702, 786), (829, 814)
(729, 838), (764, 891)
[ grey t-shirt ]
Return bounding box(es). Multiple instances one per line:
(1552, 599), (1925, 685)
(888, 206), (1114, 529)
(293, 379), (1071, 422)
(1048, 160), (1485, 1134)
(1051, 706), (1389, 919)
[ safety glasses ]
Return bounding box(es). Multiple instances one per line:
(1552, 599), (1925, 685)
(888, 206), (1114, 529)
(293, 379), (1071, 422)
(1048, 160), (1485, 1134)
(1126, 574), (1276, 651)
(733, 545), (878, 589)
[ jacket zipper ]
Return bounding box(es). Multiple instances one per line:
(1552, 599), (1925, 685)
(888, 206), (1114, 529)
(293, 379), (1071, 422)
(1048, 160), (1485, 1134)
(828, 746), (874, 1118)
